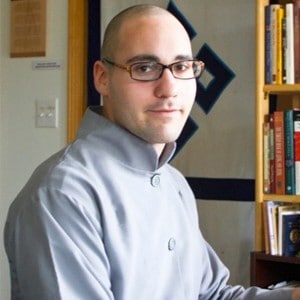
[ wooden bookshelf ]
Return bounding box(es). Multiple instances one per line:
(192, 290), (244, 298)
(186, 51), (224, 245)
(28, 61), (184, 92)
(253, 0), (300, 287)
(250, 252), (300, 287)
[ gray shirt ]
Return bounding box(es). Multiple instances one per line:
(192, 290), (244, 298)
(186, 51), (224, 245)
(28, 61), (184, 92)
(4, 107), (292, 299)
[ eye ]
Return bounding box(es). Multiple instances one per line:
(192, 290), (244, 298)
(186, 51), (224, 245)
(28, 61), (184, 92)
(132, 62), (157, 74)
(173, 61), (192, 73)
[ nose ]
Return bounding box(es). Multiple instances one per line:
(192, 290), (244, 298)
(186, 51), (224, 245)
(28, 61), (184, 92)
(154, 68), (178, 99)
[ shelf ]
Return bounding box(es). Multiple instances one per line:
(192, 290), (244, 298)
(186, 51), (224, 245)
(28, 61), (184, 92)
(253, 251), (300, 264)
(262, 194), (300, 202)
(264, 84), (300, 95)
(251, 251), (300, 287)
(254, 0), (300, 287)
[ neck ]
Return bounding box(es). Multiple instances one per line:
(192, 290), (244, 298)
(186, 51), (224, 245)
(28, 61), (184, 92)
(152, 143), (166, 157)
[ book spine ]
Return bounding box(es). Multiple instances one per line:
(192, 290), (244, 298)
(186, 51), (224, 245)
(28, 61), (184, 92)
(271, 205), (279, 255)
(295, 0), (300, 83)
(278, 209), (284, 255)
(285, 110), (295, 194)
(263, 121), (271, 193)
(294, 110), (300, 194)
(265, 5), (272, 84)
(263, 201), (271, 254)
(269, 113), (275, 193)
(282, 15), (287, 84)
(274, 111), (286, 194)
(271, 5), (280, 84)
(285, 3), (295, 84)
(264, 201), (278, 255)
(276, 6), (284, 84)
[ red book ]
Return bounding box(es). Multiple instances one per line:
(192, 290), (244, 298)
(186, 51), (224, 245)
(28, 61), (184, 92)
(274, 111), (285, 194)
(294, 110), (300, 194)
(269, 113), (275, 193)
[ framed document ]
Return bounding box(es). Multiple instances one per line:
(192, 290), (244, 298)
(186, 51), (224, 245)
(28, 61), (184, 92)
(10, 0), (46, 57)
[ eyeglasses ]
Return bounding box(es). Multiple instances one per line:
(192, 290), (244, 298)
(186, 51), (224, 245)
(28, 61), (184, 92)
(103, 58), (205, 82)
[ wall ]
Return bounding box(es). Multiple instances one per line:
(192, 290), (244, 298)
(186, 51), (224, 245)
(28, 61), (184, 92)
(0, 1), (68, 299)
(169, 0), (256, 286)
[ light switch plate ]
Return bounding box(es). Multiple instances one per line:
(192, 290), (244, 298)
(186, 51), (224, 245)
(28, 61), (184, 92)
(36, 98), (58, 128)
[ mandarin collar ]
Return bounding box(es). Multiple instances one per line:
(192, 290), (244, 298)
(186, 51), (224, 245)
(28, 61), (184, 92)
(76, 106), (176, 171)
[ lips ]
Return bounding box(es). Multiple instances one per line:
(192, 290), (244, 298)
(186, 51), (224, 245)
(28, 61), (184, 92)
(152, 109), (178, 113)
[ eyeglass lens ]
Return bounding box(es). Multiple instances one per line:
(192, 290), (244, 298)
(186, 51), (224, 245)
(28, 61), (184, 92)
(130, 61), (203, 81)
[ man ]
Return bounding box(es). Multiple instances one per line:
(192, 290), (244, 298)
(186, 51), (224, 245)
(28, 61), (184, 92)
(4, 4), (300, 299)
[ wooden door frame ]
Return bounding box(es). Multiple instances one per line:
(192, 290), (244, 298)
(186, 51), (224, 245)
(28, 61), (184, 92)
(67, 1), (88, 142)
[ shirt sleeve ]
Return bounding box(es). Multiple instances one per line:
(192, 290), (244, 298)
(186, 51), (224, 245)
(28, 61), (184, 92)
(4, 186), (114, 300)
(198, 241), (293, 300)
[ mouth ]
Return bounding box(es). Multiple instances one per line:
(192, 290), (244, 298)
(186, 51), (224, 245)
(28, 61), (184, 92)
(148, 108), (181, 117)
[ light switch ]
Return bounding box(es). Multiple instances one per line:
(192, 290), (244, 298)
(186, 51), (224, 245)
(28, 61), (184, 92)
(36, 98), (58, 128)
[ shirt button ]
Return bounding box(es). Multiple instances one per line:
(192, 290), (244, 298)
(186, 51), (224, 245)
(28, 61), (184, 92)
(151, 174), (160, 187)
(168, 238), (176, 251)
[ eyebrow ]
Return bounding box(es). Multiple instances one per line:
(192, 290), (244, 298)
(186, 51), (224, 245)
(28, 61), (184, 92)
(126, 54), (194, 64)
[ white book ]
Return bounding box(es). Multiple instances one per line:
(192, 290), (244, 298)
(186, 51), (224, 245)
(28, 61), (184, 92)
(264, 201), (286, 255)
(285, 3), (295, 84)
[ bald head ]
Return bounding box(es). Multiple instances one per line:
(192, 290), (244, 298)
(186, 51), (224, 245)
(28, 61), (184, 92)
(101, 5), (187, 60)
(93, 4), (197, 153)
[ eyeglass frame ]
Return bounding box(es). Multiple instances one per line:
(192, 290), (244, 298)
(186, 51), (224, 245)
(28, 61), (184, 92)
(102, 58), (205, 82)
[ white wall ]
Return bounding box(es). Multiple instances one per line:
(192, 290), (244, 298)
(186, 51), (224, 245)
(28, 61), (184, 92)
(0, 1), (68, 299)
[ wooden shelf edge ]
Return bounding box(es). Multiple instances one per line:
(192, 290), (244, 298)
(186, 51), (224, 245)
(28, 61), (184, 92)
(261, 194), (300, 202)
(252, 251), (300, 264)
(264, 84), (300, 94)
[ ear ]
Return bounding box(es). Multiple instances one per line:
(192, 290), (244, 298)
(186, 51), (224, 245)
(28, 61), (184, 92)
(93, 60), (109, 96)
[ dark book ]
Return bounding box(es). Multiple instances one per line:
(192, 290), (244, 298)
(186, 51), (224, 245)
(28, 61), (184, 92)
(285, 110), (295, 194)
(269, 113), (275, 193)
(263, 121), (271, 194)
(265, 5), (272, 84)
(281, 211), (300, 256)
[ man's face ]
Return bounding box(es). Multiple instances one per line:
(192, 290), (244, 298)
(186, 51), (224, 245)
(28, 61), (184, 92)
(95, 13), (197, 151)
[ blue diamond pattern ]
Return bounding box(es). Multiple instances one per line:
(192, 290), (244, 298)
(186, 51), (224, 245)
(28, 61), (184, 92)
(195, 44), (235, 114)
(167, 1), (235, 156)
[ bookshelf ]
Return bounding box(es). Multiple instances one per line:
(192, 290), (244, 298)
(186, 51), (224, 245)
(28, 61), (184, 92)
(252, 0), (300, 287)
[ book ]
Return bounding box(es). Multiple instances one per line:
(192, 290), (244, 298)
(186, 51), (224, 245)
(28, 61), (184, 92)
(278, 209), (300, 256)
(263, 200), (287, 255)
(294, 110), (300, 194)
(276, 6), (284, 84)
(263, 121), (271, 193)
(284, 110), (296, 194)
(274, 111), (285, 194)
(285, 3), (295, 84)
(269, 113), (275, 193)
(263, 201), (271, 254)
(277, 204), (300, 254)
(295, 0), (300, 83)
(263, 201), (300, 255)
(282, 14), (287, 84)
(265, 5), (272, 84)
(271, 4), (281, 84)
